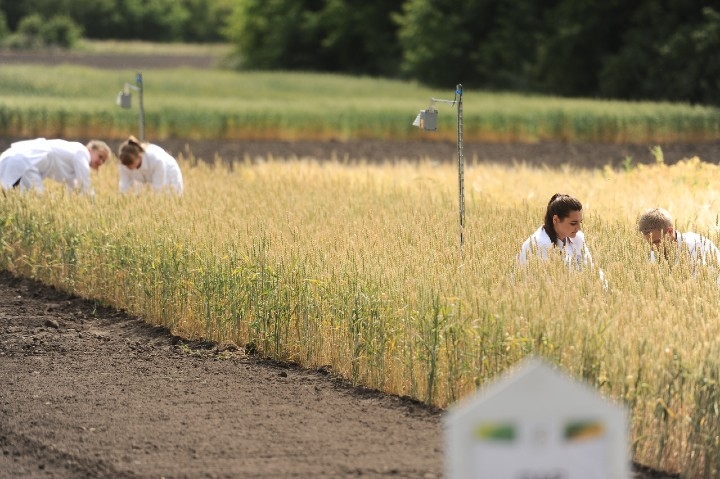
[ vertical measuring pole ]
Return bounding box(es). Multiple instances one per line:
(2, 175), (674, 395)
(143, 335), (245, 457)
(456, 84), (464, 250)
(136, 72), (145, 142)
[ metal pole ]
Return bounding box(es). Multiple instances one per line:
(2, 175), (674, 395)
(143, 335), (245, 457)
(136, 72), (145, 142)
(456, 84), (464, 250)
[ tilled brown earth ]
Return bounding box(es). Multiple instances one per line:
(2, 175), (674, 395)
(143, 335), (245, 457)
(151, 138), (720, 170)
(0, 271), (443, 479)
(4, 137), (720, 172)
(0, 50), (219, 70)
(141, 139), (720, 173)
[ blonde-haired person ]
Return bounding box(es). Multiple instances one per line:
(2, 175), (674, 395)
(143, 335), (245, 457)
(0, 138), (110, 194)
(117, 136), (183, 194)
(638, 207), (720, 283)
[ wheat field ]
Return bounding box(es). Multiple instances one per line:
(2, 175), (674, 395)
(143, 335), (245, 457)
(0, 149), (718, 477)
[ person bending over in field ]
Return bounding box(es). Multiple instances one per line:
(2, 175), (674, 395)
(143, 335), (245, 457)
(638, 207), (720, 284)
(519, 193), (595, 270)
(0, 138), (110, 195)
(117, 136), (183, 194)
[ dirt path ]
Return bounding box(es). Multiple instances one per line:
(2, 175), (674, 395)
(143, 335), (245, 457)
(0, 271), (444, 479)
(4, 137), (720, 173)
(151, 138), (720, 170)
(0, 50), (218, 70)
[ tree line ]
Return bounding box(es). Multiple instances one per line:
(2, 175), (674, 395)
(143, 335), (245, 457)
(1, 0), (719, 106)
(0, 0), (233, 44)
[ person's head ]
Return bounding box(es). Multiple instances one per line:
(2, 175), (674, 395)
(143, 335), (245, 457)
(637, 208), (675, 247)
(543, 193), (584, 244)
(118, 136), (145, 170)
(86, 140), (111, 171)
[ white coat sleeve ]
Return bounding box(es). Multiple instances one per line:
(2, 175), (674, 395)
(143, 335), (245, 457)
(518, 238), (532, 266)
(119, 166), (133, 193)
(150, 162), (168, 192)
(71, 150), (93, 194)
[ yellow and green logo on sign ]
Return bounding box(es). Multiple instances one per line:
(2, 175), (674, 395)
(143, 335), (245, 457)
(473, 423), (516, 442)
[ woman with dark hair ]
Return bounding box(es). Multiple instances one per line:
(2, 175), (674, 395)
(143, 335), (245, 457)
(518, 193), (593, 269)
(117, 136), (183, 194)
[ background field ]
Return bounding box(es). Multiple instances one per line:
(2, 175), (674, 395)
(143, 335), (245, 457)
(1, 57), (720, 144)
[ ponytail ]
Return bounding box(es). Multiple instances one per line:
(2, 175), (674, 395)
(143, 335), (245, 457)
(543, 193), (582, 245)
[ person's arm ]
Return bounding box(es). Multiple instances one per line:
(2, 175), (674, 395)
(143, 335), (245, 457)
(144, 147), (169, 192)
(71, 150), (93, 194)
(519, 227), (551, 265)
(700, 238), (720, 286)
(565, 232), (593, 268)
(150, 162), (168, 192)
(582, 242), (594, 268)
(167, 162), (183, 194)
(518, 238), (532, 265)
(118, 166), (133, 193)
(706, 238), (720, 265)
(580, 238), (609, 288)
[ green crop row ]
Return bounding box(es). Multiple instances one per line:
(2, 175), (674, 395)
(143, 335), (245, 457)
(1, 64), (719, 143)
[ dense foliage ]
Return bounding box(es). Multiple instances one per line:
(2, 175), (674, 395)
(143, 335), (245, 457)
(0, 0), (233, 42)
(1, 0), (719, 105)
(226, 0), (720, 105)
(224, 0), (401, 77)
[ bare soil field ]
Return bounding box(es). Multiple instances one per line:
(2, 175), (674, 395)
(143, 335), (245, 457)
(0, 271), (443, 479)
(0, 49), (218, 70)
(5, 137), (720, 172)
(108, 138), (720, 170)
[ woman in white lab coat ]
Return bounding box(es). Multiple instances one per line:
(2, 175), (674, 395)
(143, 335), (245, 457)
(117, 136), (183, 194)
(0, 138), (110, 194)
(518, 193), (594, 269)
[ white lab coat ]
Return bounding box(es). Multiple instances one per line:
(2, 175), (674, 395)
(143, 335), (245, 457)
(119, 144), (183, 194)
(519, 226), (593, 270)
(650, 231), (720, 285)
(0, 138), (93, 194)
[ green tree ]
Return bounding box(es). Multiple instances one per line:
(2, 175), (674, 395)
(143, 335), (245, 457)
(0, 10), (9, 43)
(109, 0), (190, 41)
(180, 0), (234, 42)
(395, 0), (487, 87)
(12, 13), (45, 49)
(225, 0), (326, 70)
(688, 7), (720, 105)
(533, 0), (636, 97)
(0, 0), (231, 43)
(395, 0), (551, 89)
(0, 0), (35, 30)
(65, 0), (118, 40)
(315, 0), (402, 76)
(599, 3), (720, 105)
(6, 13), (82, 49)
(471, 0), (557, 91)
(225, 0), (401, 74)
(40, 15), (83, 48)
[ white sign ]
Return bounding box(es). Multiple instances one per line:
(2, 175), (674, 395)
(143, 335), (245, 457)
(445, 358), (629, 479)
